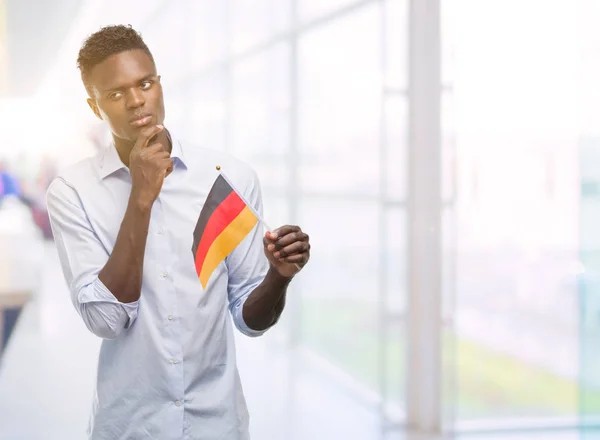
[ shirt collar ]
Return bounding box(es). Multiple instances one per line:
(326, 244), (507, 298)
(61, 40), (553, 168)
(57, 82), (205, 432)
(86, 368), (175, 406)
(98, 129), (188, 180)
(169, 133), (188, 171)
(98, 140), (126, 180)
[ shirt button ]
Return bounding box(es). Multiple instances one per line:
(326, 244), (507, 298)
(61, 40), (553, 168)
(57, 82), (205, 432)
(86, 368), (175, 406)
(168, 314), (173, 321)
(171, 359), (178, 364)
(161, 271), (168, 278)
(175, 401), (181, 407)
(157, 228), (163, 235)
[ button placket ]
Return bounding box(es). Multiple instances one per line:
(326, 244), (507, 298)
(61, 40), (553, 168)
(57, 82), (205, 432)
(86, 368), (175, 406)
(155, 195), (184, 402)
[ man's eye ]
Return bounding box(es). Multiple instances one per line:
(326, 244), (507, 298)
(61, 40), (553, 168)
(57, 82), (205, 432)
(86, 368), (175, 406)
(109, 92), (123, 100)
(141, 81), (153, 90)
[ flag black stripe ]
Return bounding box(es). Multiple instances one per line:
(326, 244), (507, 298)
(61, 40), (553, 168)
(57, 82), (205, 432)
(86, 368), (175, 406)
(192, 175), (234, 255)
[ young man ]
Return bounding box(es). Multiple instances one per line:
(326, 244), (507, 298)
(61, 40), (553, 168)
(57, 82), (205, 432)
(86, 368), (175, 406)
(46, 25), (310, 440)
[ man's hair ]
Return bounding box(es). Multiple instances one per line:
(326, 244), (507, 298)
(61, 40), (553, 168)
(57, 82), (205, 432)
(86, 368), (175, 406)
(77, 24), (154, 95)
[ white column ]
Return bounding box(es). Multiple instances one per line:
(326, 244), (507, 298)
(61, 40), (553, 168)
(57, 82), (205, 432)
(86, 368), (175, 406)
(406, 0), (442, 434)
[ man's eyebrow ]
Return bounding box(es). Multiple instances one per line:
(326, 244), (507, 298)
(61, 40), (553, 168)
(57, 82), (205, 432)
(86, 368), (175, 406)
(102, 74), (158, 93)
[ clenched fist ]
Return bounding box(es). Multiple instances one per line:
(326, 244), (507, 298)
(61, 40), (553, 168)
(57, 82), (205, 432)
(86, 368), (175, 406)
(264, 225), (310, 278)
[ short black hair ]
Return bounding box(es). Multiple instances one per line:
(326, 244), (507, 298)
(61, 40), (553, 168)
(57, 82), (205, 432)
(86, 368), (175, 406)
(77, 24), (154, 95)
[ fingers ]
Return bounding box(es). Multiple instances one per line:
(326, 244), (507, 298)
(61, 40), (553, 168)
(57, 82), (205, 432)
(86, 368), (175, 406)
(269, 225), (301, 241)
(145, 143), (170, 155)
(279, 253), (309, 264)
(264, 225), (311, 272)
(265, 225), (310, 261)
(270, 231), (309, 249)
(271, 240), (310, 259)
(133, 125), (164, 151)
(161, 158), (174, 173)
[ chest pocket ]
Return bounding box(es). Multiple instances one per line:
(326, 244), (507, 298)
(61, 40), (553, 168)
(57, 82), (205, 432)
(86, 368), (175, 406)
(147, 199), (204, 275)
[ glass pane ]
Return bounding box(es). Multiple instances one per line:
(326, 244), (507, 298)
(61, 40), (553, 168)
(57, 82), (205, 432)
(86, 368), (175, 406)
(163, 85), (187, 137)
(298, 4), (380, 196)
(579, 0), (600, 139)
(579, 138), (600, 423)
(384, 0), (408, 90)
(299, 0), (357, 23)
(579, 1), (600, 429)
(141, 2), (185, 81)
(384, 318), (407, 415)
(231, 0), (291, 54)
(231, 44), (290, 190)
(187, 0), (228, 70)
(383, 208), (407, 413)
(385, 208), (407, 315)
(453, 145), (579, 421)
(299, 198), (378, 391)
(442, 206), (457, 429)
(90, 1), (165, 36)
(262, 195), (290, 233)
(450, 0), (581, 425)
(442, 206), (456, 323)
(185, 70), (227, 152)
(442, 91), (456, 203)
(384, 96), (407, 201)
(441, 0), (455, 86)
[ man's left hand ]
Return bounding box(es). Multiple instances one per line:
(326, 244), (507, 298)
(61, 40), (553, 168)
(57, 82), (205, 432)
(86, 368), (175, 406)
(264, 225), (310, 278)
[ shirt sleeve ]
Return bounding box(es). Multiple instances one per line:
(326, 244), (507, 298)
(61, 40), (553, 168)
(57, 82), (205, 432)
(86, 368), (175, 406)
(46, 177), (139, 339)
(225, 168), (270, 337)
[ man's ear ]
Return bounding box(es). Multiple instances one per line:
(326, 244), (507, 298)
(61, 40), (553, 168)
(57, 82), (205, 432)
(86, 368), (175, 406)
(87, 98), (102, 120)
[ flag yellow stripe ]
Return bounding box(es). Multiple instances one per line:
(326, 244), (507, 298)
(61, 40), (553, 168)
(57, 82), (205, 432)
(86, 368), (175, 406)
(199, 206), (258, 288)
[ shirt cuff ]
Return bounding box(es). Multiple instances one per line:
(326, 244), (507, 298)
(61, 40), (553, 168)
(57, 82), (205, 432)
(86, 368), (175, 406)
(78, 277), (140, 327)
(233, 295), (268, 337)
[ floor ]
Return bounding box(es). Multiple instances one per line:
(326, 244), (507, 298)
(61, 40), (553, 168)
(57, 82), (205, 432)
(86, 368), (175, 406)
(0, 240), (385, 440)
(0, 241), (598, 440)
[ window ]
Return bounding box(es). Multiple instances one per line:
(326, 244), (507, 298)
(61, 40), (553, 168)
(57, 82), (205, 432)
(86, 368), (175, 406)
(384, 97), (408, 201)
(231, 44), (291, 191)
(299, 0), (362, 24)
(187, 0), (228, 70)
(448, 0), (581, 426)
(185, 70), (227, 151)
(230, 0), (291, 54)
(384, 0), (408, 91)
(142, 2), (185, 81)
(298, 198), (380, 391)
(298, 4), (380, 197)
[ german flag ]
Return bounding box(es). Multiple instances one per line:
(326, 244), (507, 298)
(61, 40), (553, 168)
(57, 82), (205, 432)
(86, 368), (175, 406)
(192, 174), (259, 289)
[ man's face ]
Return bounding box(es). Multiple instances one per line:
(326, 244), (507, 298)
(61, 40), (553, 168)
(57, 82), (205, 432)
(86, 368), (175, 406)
(87, 49), (165, 144)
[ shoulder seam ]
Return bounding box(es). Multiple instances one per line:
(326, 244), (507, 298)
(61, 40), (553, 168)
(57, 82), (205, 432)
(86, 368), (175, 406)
(49, 176), (85, 212)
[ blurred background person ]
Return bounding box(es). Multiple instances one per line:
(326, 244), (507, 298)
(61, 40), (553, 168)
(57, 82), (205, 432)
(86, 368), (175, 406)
(0, 159), (23, 203)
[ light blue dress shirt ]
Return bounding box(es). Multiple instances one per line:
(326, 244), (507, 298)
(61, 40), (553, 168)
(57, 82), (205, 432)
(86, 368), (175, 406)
(46, 135), (271, 440)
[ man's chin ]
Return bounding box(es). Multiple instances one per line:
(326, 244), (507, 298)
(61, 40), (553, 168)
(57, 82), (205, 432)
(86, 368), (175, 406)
(111, 121), (164, 145)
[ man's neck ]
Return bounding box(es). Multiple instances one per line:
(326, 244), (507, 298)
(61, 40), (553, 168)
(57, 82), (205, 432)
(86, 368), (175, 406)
(114, 129), (172, 168)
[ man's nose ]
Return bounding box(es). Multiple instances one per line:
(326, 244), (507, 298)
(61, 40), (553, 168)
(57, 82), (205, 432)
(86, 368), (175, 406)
(126, 88), (145, 109)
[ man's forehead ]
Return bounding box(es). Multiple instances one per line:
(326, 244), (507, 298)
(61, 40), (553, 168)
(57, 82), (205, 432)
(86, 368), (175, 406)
(90, 49), (156, 91)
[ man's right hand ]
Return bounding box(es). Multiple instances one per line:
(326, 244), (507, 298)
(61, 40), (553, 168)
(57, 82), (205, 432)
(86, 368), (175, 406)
(129, 125), (173, 210)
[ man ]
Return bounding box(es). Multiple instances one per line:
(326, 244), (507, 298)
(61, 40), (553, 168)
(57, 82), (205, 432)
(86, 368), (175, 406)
(46, 24), (310, 440)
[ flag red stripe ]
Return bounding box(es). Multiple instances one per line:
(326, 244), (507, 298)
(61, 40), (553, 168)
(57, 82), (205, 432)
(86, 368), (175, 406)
(194, 191), (247, 274)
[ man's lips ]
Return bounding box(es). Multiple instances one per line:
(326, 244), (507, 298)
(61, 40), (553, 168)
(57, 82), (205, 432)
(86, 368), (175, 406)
(130, 114), (152, 127)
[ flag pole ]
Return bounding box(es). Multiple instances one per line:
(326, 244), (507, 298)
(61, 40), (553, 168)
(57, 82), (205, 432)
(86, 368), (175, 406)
(217, 166), (302, 272)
